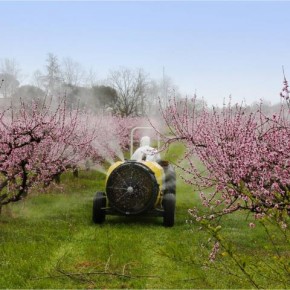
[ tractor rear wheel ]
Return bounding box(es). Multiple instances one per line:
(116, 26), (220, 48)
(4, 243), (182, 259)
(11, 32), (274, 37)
(92, 192), (106, 224)
(163, 193), (176, 227)
(164, 164), (176, 195)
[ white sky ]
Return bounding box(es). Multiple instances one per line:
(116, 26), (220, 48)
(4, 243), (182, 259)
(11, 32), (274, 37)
(0, 1), (290, 106)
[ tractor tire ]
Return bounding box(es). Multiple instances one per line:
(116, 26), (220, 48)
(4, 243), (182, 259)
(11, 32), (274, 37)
(163, 193), (176, 227)
(164, 164), (176, 195)
(159, 161), (176, 195)
(92, 192), (106, 224)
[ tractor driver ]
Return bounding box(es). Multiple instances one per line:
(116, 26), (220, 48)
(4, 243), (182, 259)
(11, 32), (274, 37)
(131, 136), (161, 162)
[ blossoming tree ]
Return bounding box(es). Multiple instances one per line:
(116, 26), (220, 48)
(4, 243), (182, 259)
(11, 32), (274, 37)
(0, 99), (98, 209)
(0, 96), (152, 211)
(161, 81), (290, 224)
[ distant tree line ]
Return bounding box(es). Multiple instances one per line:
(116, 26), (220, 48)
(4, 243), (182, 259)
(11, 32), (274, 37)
(0, 54), (179, 116)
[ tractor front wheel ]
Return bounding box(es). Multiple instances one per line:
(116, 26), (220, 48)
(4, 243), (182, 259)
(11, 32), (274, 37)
(92, 192), (106, 224)
(163, 193), (176, 227)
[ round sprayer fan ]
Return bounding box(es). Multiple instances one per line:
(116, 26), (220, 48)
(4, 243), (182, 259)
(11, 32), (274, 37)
(106, 161), (159, 215)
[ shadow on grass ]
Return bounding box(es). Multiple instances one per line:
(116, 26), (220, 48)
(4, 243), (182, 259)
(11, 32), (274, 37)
(90, 213), (188, 228)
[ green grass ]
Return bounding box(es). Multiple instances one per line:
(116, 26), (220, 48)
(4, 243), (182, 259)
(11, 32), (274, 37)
(0, 143), (289, 289)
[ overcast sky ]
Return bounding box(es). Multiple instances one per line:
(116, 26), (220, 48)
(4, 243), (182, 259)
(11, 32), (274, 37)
(1, 1), (290, 106)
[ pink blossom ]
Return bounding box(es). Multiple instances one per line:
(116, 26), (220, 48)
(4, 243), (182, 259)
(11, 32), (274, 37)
(209, 241), (220, 262)
(160, 85), (290, 225)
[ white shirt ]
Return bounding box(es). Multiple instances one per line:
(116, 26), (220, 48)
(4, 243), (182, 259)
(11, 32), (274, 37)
(131, 145), (161, 162)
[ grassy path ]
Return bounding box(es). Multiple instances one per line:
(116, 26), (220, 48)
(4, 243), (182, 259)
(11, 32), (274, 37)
(0, 143), (289, 288)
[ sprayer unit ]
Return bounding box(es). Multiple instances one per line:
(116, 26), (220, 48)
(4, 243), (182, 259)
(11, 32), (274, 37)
(92, 159), (176, 227)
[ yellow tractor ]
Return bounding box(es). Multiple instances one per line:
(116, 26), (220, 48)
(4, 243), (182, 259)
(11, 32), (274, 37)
(92, 128), (176, 227)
